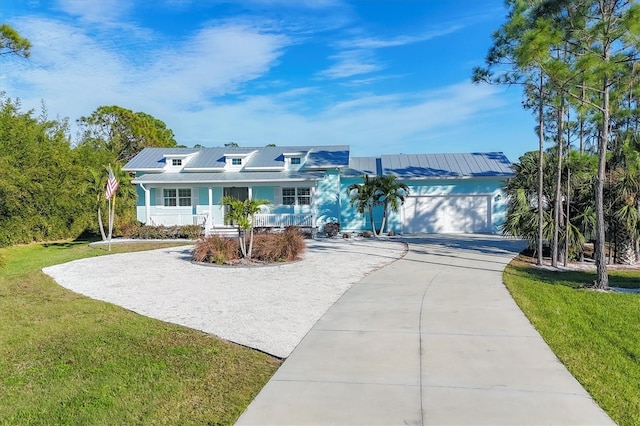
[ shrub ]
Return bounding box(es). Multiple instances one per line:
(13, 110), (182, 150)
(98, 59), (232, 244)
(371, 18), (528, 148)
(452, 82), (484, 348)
(119, 222), (142, 238)
(119, 224), (204, 240)
(251, 227), (306, 262)
(180, 225), (205, 239)
(279, 226), (306, 261)
(192, 236), (240, 264)
(192, 228), (306, 264)
(362, 230), (373, 238)
(0, 251), (5, 270)
(324, 222), (340, 237)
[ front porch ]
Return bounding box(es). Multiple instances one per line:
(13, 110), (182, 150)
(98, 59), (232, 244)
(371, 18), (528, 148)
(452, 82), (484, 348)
(148, 213), (316, 235)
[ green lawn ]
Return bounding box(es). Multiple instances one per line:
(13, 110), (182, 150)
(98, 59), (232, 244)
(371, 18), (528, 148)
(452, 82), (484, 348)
(503, 260), (640, 426)
(0, 240), (281, 425)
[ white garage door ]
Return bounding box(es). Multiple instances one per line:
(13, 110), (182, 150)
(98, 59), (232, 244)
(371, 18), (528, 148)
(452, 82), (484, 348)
(403, 195), (491, 233)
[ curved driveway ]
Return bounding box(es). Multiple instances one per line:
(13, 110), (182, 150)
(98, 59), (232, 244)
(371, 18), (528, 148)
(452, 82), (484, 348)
(237, 234), (613, 425)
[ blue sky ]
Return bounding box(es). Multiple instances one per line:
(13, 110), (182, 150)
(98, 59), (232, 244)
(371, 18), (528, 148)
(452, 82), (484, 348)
(2, 0), (538, 162)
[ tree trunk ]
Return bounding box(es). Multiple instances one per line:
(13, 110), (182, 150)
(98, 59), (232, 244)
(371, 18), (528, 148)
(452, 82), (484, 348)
(97, 206), (107, 241)
(368, 205), (377, 237)
(564, 167), (570, 267)
(614, 226), (636, 265)
(594, 74), (610, 289)
(552, 97), (564, 268)
(537, 73), (545, 266)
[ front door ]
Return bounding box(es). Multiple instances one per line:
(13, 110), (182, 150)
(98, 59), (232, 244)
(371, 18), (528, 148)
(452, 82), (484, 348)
(223, 187), (249, 225)
(223, 187), (249, 201)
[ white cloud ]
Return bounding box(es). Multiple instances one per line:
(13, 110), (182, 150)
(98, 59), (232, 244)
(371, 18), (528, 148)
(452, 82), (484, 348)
(141, 25), (290, 104)
(344, 25), (463, 49)
(318, 49), (382, 79)
(55, 0), (133, 25)
(163, 81), (506, 156)
(319, 23), (463, 81)
(2, 17), (291, 133)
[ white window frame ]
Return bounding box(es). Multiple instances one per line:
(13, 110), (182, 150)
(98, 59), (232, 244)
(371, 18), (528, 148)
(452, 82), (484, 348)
(281, 187), (310, 206)
(163, 188), (192, 207)
(231, 158), (242, 166)
(172, 158), (182, 166)
(290, 157), (301, 165)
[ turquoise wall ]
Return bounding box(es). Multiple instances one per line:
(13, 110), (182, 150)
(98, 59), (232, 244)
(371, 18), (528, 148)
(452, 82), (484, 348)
(315, 171), (341, 229)
(339, 177), (508, 234)
(133, 175), (508, 234)
(339, 176), (384, 232)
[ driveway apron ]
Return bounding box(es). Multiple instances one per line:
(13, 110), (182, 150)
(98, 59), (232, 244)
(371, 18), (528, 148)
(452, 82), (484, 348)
(236, 234), (614, 425)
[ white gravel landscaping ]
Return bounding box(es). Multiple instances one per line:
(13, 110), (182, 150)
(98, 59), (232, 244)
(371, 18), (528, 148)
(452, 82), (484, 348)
(43, 238), (406, 358)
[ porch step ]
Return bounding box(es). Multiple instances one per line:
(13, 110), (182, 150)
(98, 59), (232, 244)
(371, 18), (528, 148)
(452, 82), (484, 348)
(206, 227), (240, 238)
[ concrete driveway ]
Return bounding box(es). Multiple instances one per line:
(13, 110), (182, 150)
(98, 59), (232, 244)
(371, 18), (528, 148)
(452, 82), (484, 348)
(236, 234), (614, 425)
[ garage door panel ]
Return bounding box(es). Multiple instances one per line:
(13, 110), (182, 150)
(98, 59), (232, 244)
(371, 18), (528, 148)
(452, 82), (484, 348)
(403, 196), (490, 234)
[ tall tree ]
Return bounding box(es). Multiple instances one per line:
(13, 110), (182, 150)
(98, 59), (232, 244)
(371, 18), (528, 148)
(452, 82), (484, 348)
(480, 0), (640, 287)
(0, 23), (31, 58)
(0, 97), (88, 246)
(347, 175), (380, 236)
(77, 106), (177, 162)
(374, 175), (409, 234)
(473, 0), (549, 265)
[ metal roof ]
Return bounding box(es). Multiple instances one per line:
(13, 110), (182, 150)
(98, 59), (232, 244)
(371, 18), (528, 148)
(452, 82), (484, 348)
(347, 157), (382, 176)
(122, 148), (200, 170)
(123, 145), (350, 171)
(380, 152), (513, 179)
(132, 171), (326, 184)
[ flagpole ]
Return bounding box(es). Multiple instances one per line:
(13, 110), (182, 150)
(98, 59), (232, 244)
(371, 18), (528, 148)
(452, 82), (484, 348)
(108, 197), (112, 252)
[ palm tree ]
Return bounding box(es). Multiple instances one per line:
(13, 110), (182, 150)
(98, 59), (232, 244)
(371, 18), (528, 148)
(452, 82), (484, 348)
(347, 175), (379, 236)
(609, 139), (640, 264)
(373, 175), (409, 234)
(223, 196), (271, 259)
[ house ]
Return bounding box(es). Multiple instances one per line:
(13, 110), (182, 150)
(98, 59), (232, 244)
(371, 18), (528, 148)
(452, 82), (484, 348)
(342, 152), (513, 234)
(123, 146), (513, 234)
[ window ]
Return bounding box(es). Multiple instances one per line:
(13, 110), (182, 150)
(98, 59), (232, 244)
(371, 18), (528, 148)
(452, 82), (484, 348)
(163, 188), (191, 207)
(282, 187), (310, 205)
(290, 157), (301, 165)
(297, 187), (310, 205)
(231, 158), (242, 166)
(172, 158), (182, 166)
(282, 188), (296, 205)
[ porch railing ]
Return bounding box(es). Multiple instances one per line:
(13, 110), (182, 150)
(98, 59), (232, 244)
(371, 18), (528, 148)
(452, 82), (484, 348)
(253, 213), (314, 228)
(149, 214), (208, 227)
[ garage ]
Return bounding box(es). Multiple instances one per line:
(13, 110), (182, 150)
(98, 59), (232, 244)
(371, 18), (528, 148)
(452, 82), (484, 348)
(402, 195), (491, 233)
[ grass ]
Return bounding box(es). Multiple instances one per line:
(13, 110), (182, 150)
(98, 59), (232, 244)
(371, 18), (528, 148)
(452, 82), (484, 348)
(0, 240), (281, 425)
(503, 259), (640, 426)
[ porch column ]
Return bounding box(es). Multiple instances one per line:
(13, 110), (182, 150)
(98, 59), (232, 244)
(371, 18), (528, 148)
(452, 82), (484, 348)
(208, 187), (213, 230)
(141, 184), (151, 224)
(311, 185), (317, 227)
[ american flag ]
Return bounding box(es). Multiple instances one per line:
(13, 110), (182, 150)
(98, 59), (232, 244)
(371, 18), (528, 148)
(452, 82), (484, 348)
(105, 166), (119, 200)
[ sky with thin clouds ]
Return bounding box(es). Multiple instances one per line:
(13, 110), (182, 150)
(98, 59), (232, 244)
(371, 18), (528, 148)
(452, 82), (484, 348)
(1, 0), (538, 162)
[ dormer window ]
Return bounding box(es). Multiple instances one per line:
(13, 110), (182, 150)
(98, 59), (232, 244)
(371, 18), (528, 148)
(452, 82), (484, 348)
(163, 152), (196, 172)
(232, 158), (242, 166)
(284, 152), (306, 169)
